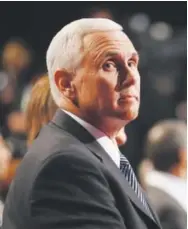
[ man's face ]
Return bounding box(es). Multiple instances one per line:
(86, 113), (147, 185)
(74, 30), (140, 122)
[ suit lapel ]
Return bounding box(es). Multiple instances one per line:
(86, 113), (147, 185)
(144, 191), (162, 226)
(86, 141), (155, 217)
(51, 109), (160, 227)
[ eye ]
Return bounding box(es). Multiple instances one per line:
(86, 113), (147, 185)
(128, 60), (137, 68)
(103, 61), (117, 72)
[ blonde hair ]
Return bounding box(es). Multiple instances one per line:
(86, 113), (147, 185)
(25, 75), (57, 145)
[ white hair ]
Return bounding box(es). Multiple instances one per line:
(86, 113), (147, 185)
(46, 18), (123, 106)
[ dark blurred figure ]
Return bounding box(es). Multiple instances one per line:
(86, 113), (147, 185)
(0, 75), (56, 207)
(2, 38), (31, 78)
(0, 40), (42, 199)
(0, 75), (56, 208)
(0, 40), (34, 201)
(0, 111), (27, 202)
(0, 38), (34, 137)
(5, 111), (27, 157)
(140, 119), (187, 229)
(0, 135), (13, 225)
(0, 118), (27, 226)
(0, 135), (11, 190)
(87, 6), (114, 20)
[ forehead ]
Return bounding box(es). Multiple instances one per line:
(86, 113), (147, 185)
(83, 31), (136, 61)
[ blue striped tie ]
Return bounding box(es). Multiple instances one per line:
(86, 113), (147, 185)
(120, 153), (151, 214)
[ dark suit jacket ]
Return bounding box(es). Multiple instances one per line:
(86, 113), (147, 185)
(2, 109), (161, 229)
(147, 185), (187, 229)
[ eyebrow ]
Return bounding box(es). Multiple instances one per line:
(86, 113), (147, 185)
(132, 51), (139, 59)
(104, 51), (139, 60)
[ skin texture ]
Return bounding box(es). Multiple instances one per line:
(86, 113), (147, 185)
(26, 77), (127, 146)
(170, 149), (187, 179)
(116, 127), (127, 146)
(55, 30), (140, 142)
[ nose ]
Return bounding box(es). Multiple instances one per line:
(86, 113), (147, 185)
(117, 67), (138, 90)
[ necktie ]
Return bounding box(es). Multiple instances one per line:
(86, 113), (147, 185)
(120, 153), (151, 215)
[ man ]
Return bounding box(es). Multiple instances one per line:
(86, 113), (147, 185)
(2, 18), (161, 229)
(143, 119), (187, 229)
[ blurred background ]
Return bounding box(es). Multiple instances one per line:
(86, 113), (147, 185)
(0, 1), (186, 220)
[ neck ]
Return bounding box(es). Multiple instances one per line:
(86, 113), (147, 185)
(62, 103), (127, 141)
(84, 116), (126, 140)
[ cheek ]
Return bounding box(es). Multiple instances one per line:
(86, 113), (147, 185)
(97, 77), (118, 110)
(97, 76), (117, 100)
(78, 74), (99, 107)
(97, 68), (118, 92)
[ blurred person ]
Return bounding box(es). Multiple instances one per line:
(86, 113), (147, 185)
(138, 158), (153, 190)
(2, 38), (31, 77)
(0, 68), (34, 197)
(0, 76), (56, 203)
(25, 75), (57, 145)
(0, 74), (56, 188)
(2, 18), (161, 229)
(0, 38), (32, 107)
(88, 6), (114, 20)
(5, 110), (27, 159)
(0, 134), (11, 224)
(0, 112), (27, 201)
(0, 135), (11, 186)
(0, 133), (11, 226)
(0, 77), (51, 203)
(141, 119), (187, 229)
(0, 38), (34, 138)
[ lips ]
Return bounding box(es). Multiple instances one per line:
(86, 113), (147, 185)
(119, 94), (138, 101)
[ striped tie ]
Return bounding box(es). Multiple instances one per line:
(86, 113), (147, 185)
(120, 153), (151, 214)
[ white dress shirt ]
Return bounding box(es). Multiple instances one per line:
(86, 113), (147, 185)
(145, 170), (187, 212)
(62, 109), (120, 168)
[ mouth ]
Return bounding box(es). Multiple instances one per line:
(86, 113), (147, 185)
(118, 94), (138, 102)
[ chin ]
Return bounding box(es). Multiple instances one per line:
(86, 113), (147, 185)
(119, 108), (139, 122)
(117, 101), (139, 119)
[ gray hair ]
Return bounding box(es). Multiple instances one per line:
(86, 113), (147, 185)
(46, 18), (123, 106)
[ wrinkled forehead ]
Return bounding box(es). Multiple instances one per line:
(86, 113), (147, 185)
(83, 31), (136, 62)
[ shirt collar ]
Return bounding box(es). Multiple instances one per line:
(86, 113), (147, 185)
(62, 109), (120, 167)
(146, 170), (187, 211)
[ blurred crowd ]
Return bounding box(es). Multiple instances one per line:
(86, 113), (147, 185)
(0, 5), (187, 228)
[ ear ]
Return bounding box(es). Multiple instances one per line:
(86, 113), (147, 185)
(54, 69), (76, 99)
